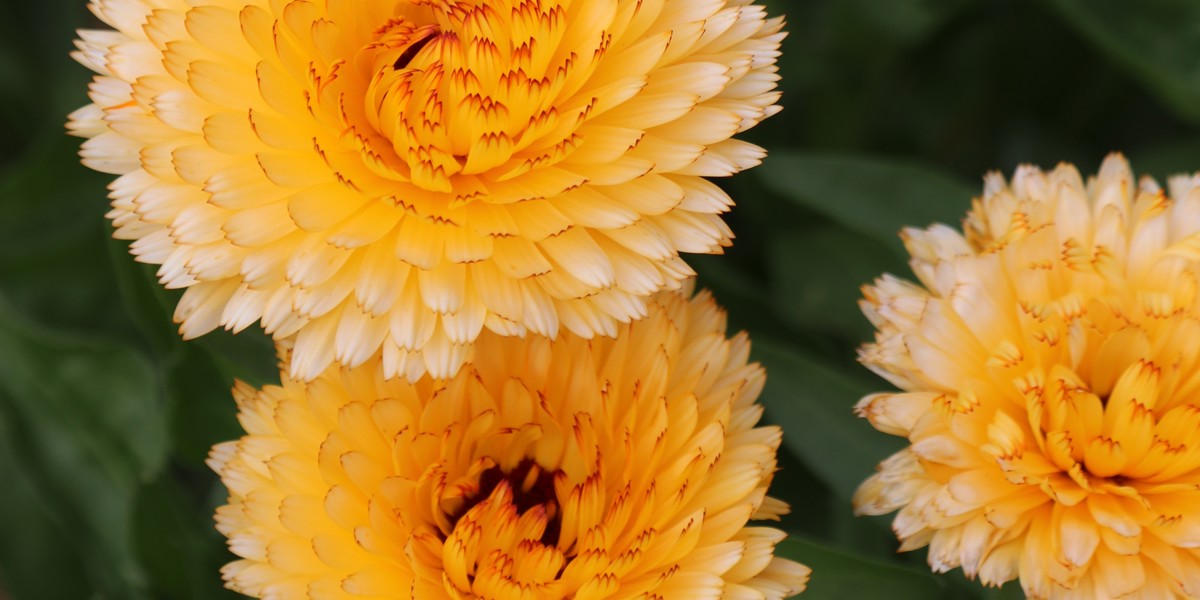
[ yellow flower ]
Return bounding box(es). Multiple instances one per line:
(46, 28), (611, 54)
(209, 287), (809, 598)
(854, 154), (1200, 599)
(68, 0), (785, 381)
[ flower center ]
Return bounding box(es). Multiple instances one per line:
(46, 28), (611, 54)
(331, 1), (585, 203)
(358, 18), (470, 193)
(450, 458), (562, 546)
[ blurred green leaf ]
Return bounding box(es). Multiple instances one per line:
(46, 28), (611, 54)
(753, 339), (902, 500)
(691, 253), (778, 332)
(843, 0), (975, 46)
(766, 226), (908, 340)
(164, 345), (249, 466)
(133, 474), (240, 600)
(0, 411), (92, 599)
(1130, 139), (1200, 182)
(777, 534), (952, 599)
(0, 0), (95, 163)
(979, 582), (1028, 599)
(766, 443), (838, 536)
(192, 328), (279, 388)
(0, 134), (135, 341)
(0, 297), (168, 492)
(1046, 0), (1200, 126)
(105, 235), (180, 357)
(758, 152), (976, 254)
(0, 295), (167, 598)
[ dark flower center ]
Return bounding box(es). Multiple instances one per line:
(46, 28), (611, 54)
(453, 458), (563, 546)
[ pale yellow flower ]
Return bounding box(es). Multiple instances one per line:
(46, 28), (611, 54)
(69, 0), (784, 381)
(854, 154), (1200, 599)
(209, 287), (809, 598)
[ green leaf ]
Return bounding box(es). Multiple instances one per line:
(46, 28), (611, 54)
(1046, 0), (1200, 126)
(841, 0), (976, 47)
(0, 0), (95, 162)
(979, 581), (1028, 599)
(0, 134), (136, 341)
(1130, 140), (1200, 182)
(757, 152), (976, 254)
(752, 339), (902, 500)
(191, 327), (279, 388)
(133, 474), (241, 600)
(766, 226), (908, 341)
(0, 411), (92, 600)
(164, 344), (250, 466)
(777, 535), (952, 600)
(0, 295), (168, 598)
(690, 253), (783, 336)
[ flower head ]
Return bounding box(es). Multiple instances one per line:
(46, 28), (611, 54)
(69, 0), (784, 381)
(210, 287), (809, 598)
(854, 154), (1200, 598)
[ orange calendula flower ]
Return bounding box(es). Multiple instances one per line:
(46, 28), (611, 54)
(854, 154), (1200, 599)
(68, 0), (785, 381)
(209, 287), (809, 598)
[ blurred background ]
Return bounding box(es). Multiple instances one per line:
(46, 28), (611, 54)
(3, 0), (1200, 598)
